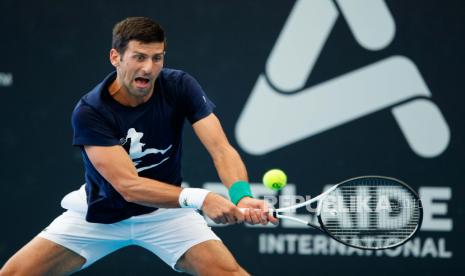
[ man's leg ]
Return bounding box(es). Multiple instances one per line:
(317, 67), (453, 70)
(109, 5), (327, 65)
(0, 237), (86, 276)
(175, 240), (249, 276)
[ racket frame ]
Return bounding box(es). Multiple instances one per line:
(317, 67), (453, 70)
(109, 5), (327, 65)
(270, 175), (423, 250)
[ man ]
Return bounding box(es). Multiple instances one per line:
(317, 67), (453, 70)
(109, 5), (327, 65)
(1, 17), (277, 275)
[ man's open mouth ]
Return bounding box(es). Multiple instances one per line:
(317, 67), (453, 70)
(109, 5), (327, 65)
(134, 77), (150, 87)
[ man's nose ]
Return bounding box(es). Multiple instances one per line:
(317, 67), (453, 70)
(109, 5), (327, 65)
(140, 59), (153, 75)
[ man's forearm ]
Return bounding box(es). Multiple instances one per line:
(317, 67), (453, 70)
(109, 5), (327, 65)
(121, 176), (183, 208)
(211, 144), (248, 188)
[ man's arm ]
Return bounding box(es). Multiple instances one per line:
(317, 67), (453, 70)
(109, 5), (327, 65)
(84, 145), (244, 224)
(192, 114), (278, 225)
(85, 145), (182, 207)
(192, 114), (247, 188)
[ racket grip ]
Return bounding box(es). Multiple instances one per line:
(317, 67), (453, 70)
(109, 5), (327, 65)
(271, 209), (277, 218)
(239, 208), (277, 218)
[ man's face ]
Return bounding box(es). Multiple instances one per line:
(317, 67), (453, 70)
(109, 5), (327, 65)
(110, 40), (165, 98)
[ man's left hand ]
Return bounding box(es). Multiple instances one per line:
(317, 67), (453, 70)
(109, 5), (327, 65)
(237, 197), (279, 225)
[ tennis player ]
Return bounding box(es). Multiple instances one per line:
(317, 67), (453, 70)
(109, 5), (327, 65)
(0, 17), (277, 275)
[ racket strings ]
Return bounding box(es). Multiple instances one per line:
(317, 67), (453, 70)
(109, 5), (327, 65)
(319, 178), (421, 249)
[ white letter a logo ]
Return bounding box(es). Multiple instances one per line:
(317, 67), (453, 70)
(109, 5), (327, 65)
(236, 0), (449, 157)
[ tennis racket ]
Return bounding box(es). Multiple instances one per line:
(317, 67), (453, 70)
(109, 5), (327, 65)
(265, 176), (422, 250)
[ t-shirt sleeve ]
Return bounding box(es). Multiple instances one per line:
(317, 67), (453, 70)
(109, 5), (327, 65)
(179, 73), (216, 124)
(72, 103), (120, 146)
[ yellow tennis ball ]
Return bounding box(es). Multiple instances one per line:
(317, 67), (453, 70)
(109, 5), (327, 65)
(263, 169), (287, 191)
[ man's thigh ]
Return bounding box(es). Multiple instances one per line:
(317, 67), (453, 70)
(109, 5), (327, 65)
(3, 210), (132, 274)
(175, 240), (249, 276)
(0, 237), (85, 276)
(134, 208), (222, 271)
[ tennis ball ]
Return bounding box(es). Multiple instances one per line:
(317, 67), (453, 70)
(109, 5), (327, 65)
(263, 169), (287, 191)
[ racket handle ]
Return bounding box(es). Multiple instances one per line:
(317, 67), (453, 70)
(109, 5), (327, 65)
(239, 208), (277, 218)
(271, 209), (277, 218)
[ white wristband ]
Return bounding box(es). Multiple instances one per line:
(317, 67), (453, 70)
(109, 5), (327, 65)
(178, 188), (211, 209)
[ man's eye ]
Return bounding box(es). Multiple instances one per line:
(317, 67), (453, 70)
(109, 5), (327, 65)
(154, 55), (163, 62)
(135, 55), (145, 61)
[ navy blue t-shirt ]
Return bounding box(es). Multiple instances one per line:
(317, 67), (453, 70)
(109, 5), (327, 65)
(72, 69), (215, 223)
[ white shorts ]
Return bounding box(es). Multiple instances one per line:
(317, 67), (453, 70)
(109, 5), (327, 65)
(37, 186), (220, 271)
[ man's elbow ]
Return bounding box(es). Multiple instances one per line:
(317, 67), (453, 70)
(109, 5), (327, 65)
(112, 177), (141, 203)
(119, 189), (136, 203)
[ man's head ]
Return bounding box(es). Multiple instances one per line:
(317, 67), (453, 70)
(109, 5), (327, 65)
(112, 17), (166, 55)
(110, 17), (166, 100)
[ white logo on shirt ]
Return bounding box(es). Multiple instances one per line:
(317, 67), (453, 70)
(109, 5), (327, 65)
(125, 128), (172, 172)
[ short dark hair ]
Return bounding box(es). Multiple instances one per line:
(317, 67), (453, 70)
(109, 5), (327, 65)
(112, 17), (166, 54)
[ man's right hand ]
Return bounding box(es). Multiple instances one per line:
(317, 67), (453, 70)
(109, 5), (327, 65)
(201, 193), (244, 225)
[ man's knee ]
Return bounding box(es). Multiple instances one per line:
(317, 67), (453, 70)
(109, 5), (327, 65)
(176, 240), (248, 275)
(1, 259), (26, 276)
(1, 252), (84, 276)
(0, 237), (86, 276)
(211, 261), (243, 274)
(177, 255), (243, 275)
(199, 256), (241, 274)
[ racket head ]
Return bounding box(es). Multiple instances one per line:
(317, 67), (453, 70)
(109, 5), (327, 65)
(316, 176), (422, 250)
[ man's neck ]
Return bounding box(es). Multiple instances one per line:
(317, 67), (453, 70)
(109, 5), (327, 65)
(108, 78), (153, 107)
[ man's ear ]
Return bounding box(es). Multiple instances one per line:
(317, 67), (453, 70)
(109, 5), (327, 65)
(109, 49), (120, 67)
